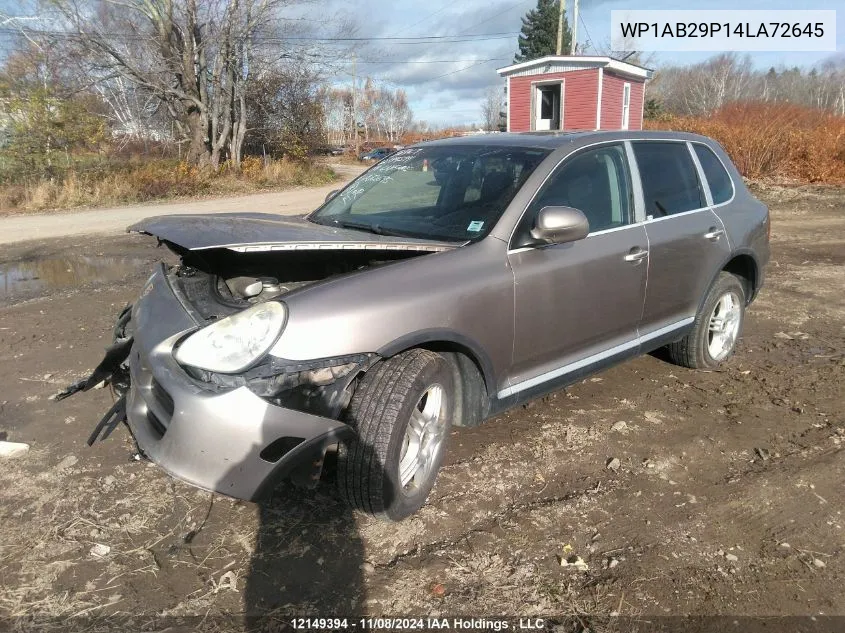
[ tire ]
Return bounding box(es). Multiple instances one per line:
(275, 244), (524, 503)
(666, 272), (746, 370)
(337, 349), (454, 521)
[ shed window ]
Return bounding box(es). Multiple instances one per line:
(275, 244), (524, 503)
(621, 83), (631, 130)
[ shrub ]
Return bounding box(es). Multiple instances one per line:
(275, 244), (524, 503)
(645, 102), (845, 184)
(0, 157), (337, 213)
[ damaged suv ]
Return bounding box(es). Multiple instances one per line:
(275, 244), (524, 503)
(62, 131), (769, 521)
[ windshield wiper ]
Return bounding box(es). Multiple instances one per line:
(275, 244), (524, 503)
(331, 219), (410, 238)
(317, 217), (461, 242)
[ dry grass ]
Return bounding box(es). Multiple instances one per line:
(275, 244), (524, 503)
(0, 156), (337, 214)
(0, 442), (254, 631)
(646, 102), (845, 184)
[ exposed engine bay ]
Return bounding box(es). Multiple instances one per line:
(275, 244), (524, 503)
(168, 245), (428, 319)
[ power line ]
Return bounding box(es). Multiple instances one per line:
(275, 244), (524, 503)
(579, 12), (594, 52)
(351, 57), (509, 65)
(287, 32), (520, 42)
(0, 27), (519, 43)
(456, 0), (529, 36)
(393, 2), (453, 37)
(425, 59), (492, 81)
(333, 35), (516, 45)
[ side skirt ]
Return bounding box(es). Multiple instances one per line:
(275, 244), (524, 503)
(487, 318), (694, 417)
(488, 344), (641, 416)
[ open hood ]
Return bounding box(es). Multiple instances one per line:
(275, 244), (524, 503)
(128, 213), (457, 253)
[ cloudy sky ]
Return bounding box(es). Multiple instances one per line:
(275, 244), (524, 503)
(309, 0), (844, 127)
(1, 0), (840, 127)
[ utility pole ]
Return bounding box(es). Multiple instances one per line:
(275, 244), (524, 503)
(351, 53), (359, 157)
(570, 0), (579, 55)
(556, 0), (566, 55)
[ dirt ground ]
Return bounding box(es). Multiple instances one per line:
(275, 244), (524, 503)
(0, 185), (843, 632)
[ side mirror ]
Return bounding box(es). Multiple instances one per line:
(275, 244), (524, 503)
(530, 206), (590, 245)
(324, 189), (340, 203)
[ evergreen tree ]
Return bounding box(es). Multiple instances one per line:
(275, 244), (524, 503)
(643, 98), (663, 120)
(514, 0), (571, 63)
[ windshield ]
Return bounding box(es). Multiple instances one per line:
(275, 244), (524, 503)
(310, 144), (550, 242)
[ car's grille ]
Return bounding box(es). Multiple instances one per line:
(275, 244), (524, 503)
(151, 378), (175, 418)
(146, 409), (167, 437)
(141, 377), (175, 438)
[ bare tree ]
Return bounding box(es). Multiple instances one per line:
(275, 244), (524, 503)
(322, 80), (412, 145)
(92, 76), (168, 143)
(246, 61), (326, 156)
(49, 0), (298, 167)
(380, 88), (412, 142)
(480, 86), (504, 131)
(589, 35), (657, 72)
(322, 87), (352, 146)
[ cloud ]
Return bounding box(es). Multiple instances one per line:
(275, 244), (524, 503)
(308, 0), (529, 124)
(425, 1), (530, 37)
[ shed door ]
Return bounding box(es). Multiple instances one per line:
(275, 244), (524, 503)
(533, 82), (562, 131)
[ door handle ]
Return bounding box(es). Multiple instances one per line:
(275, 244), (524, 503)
(624, 249), (648, 262)
(704, 228), (725, 240)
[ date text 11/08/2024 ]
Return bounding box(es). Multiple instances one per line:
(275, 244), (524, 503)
(290, 618), (547, 630)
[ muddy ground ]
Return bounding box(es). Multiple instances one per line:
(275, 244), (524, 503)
(0, 186), (843, 632)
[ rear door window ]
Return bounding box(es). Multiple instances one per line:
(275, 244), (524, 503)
(693, 143), (734, 204)
(632, 142), (705, 217)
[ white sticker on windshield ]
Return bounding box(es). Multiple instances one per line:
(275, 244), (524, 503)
(467, 220), (485, 232)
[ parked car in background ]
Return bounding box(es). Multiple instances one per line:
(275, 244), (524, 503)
(313, 146), (345, 156)
(359, 147), (394, 162)
(61, 131), (769, 522)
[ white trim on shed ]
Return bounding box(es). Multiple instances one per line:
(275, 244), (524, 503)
(506, 76), (511, 132)
(497, 55), (652, 81)
(595, 67), (603, 129)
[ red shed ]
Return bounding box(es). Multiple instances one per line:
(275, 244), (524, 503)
(496, 56), (652, 133)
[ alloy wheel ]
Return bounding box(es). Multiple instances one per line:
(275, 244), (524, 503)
(398, 384), (447, 490)
(707, 291), (742, 361)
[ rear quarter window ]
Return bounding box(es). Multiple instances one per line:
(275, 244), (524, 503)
(693, 144), (734, 204)
(632, 141), (705, 217)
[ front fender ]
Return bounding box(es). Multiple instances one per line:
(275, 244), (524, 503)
(376, 328), (498, 397)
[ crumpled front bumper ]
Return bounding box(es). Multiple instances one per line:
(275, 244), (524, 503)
(125, 264), (353, 501)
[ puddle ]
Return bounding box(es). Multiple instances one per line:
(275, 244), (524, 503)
(0, 255), (149, 301)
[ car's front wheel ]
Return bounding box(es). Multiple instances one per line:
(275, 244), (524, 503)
(337, 349), (454, 521)
(667, 272), (746, 369)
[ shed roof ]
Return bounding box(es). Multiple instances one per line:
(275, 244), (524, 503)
(496, 55), (652, 80)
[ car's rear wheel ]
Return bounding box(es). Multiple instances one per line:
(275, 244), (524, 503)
(667, 272), (746, 369)
(337, 349), (454, 521)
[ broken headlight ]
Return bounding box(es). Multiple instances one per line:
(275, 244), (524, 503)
(174, 301), (287, 373)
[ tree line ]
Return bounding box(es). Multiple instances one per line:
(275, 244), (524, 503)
(649, 53), (845, 118)
(0, 0), (409, 175)
(322, 79), (413, 146)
